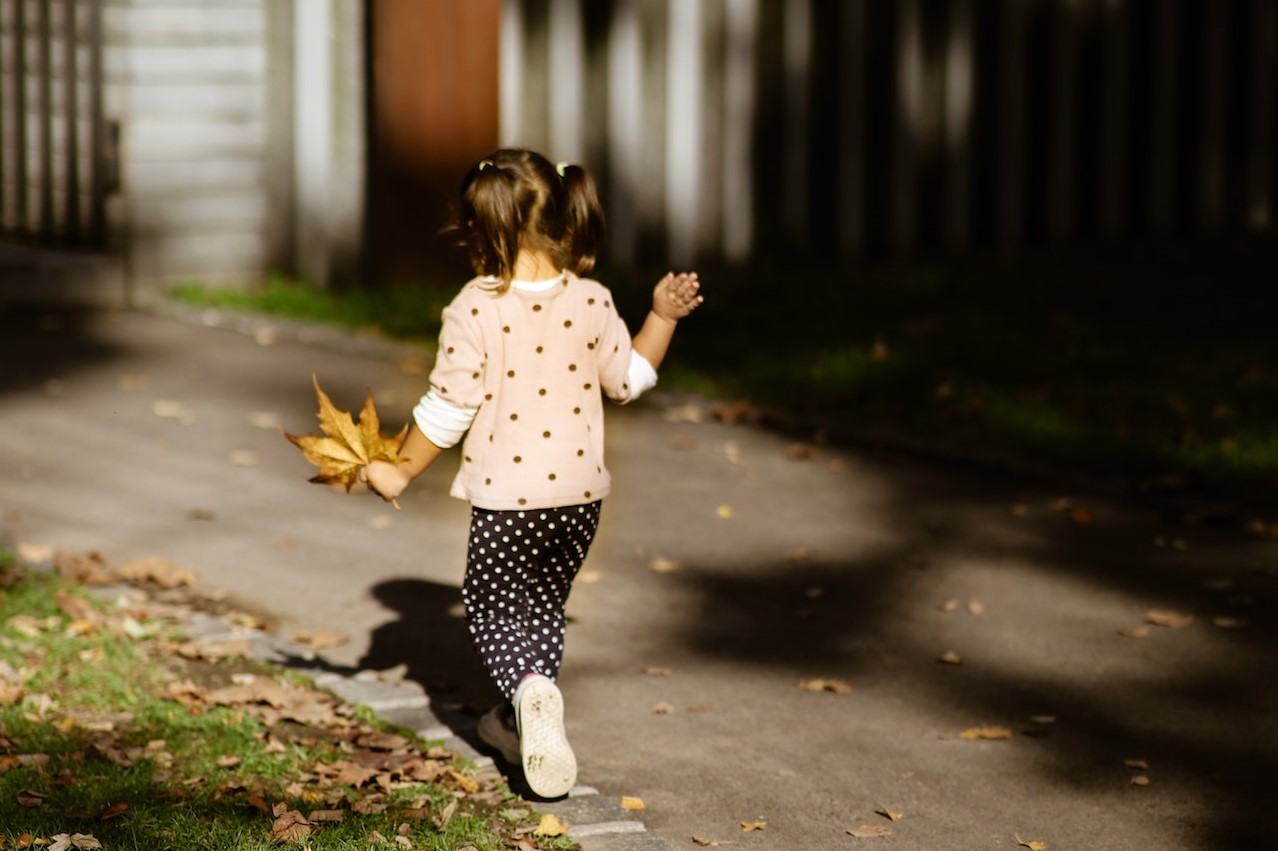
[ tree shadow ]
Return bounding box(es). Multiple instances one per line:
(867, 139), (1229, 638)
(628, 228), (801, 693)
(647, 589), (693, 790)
(0, 306), (125, 397)
(665, 472), (1278, 849)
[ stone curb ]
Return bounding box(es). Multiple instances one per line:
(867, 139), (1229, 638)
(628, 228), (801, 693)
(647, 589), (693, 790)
(174, 606), (675, 851)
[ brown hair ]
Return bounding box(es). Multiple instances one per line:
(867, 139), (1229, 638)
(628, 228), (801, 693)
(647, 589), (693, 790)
(454, 149), (604, 292)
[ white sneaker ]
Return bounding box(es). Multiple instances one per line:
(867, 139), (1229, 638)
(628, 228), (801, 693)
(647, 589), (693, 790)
(477, 703), (520, 765)
(513, 674), (576, 798)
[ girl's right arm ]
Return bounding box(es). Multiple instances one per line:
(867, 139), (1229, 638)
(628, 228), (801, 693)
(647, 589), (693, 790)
(632, 272), (703, 369)
(361, 424), (444, 502)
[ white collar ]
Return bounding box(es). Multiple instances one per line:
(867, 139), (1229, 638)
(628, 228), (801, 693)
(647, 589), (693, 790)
(512, 273), (564, 293)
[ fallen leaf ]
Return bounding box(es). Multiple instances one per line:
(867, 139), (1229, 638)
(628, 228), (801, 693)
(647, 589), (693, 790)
(710, 399), (752, 424)
(152, 399), (197, 425)
(534, 814), (569, 837)
(715, 504), (734, 520)
(847, 824), (891, 838)
(292, 631), (349, 649)
(1029, 715), (1056, 725)
(641, 665), (673, 677)
(796, 678), (852, 694)
(17, 788), (49, 807)
(1068, 507), (1094, 525)
(1130, 775), (1151, 786)
(966, 600), (986, 616)
(308, 810), (345, 822)
(691, 838), (734, 847)
(1212, 616), (1248, 629)
(937, 599), (960, 613)
(652, 701), (675, 715)
(959, 726), (1013, 740)
(1145, 609), (1194, 628)
(17, 543), (54, 563)
(216, 755), (242, 769)
(875, 804), (902, 822)
(448, 769), (479, 794)
(647, 556), (680, 574)
(283, 376), (408, 507)
(621, 796), (646, 810)
(98, 802), (128, 820)
(1015, 834), (1047, 850)
(1008, 503), (1031, 517)
(269, 810), (314, 842)
(248, 411), (284, 430)
(687, 704), (716, 713)
(1117, 625), (1151, 639)
(937, 651), (962, 665)
(228, 450), (260, 467)
(784, 443), (816, 461)
(1123, 758), (1149, 770)
(117, 557), (196, 588)
(740, 821), (766, 832)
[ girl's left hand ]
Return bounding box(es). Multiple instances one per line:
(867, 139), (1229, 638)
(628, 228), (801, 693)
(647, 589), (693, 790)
(653, 272), (703, 322)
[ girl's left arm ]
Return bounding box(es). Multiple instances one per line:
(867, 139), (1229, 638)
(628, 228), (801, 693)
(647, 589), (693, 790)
(632, 272), (702, 369)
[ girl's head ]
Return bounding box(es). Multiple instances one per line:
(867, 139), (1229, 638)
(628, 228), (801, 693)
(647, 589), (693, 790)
(455, 149), (604, 290)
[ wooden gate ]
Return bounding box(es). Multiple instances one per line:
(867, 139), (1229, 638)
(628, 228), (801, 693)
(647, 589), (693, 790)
(0, 0), (113, 248)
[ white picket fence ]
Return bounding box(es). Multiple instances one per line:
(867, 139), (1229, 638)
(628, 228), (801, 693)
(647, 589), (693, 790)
(500, 0), (1278, 267)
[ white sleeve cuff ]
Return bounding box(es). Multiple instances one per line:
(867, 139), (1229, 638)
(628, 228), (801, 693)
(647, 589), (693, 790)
(412, 390), (477, 448)
(620, 351), (658, 403)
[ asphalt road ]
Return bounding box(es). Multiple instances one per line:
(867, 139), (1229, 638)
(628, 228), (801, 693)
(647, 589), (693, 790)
(2, 306), (1275, 850)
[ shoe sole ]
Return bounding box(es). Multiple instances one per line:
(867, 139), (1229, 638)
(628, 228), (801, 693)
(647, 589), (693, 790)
(517, 678), (576, 798)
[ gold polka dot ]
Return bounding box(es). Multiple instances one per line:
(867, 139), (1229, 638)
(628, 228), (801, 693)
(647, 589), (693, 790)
(464, 455), (472, 462)
(623, 383), (629, 390)
(447, 346), (455, 354)
(573, 407), (581, 414)
(577, 449), (584, 456)
(539, 388), (547, 396)
(440, 386), (448, 393)
(536, 346), (544, 353)
(510, 413), (518, 421)
(514, 455), (522, 463)
(587, 297), (595, 305)
(584, 491), (592, 498)
(604, 300), (611, 308)
(614, 345), (619, 352)
(518, 497), (527, 505)
(507, 370), (515, 378)
(532, 304), (542, 312)
(485, 393), (493, 400)
(543, 431), (551, 439)
(587, 342), (595, 350)
(564, 320), (573, 328)
(548, 473), (557, 481)
(568, 364), (577, 371)
(584, 383), (592, 390)
(471, 308), (479, 316)
(503, 325), (511, 333)
(473, 371), (480, 379)
(485, 477), (492, 485)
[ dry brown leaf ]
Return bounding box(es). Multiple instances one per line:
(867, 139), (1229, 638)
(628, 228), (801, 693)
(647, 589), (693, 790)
(0, 684), (23, 707)
(687, 704), (716, 713)
(621, 796), (646, 810)
(308, 810), (345, 823)
(652, 701), (675, 715)
(937, 599), (960, 613)
(448, 769), (479, 794)
(534, 813), (570, 837)
(1123, 758), (1149, 770)
(216, 755), (242, 769)
(1131, 775), (1151, 786)
(1212, 616), (1248, 629)
(1145, 609), (1195, 628)
(284, 376), (408, 507)
(740, 821), (766, 832)
(1117, 625), (1151, 639)
(847, 824), (892, 838)
(98, 802), (128, 820)
(1068, 507), (1095, 525)
(292, 631), (349, 649)
(715, 504), (734, 520)
(16, 788), (48, 807)
(966, 600), (986, 616)
(796, 678), (852, 694)
(875, 804), (902, 822)
(117, 558), (196, 589)
(937, 651), (962, 665)
(641, 665), (673, 677)
(269, 809), (314, 842)
(647, 557), (680, 574)
(691, 838), (735, 847)
(959, 726), (1013, 741)
(1015, 835), (1047, 850)
(784, 443), (817, 461)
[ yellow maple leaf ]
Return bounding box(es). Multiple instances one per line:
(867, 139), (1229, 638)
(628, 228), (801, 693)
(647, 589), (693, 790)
(1015, 833), (1047, 850)
(284, 376), (407, 506)
(535, 813), (570, 837)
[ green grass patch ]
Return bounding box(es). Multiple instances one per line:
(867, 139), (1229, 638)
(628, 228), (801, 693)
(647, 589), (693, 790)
(0, 562), (570, 850)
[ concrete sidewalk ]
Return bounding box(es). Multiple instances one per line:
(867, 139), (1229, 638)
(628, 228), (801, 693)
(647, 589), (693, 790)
(2, 305), (1275, 850)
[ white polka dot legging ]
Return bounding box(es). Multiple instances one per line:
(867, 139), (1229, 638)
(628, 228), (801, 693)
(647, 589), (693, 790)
(462, 501), (602, 698)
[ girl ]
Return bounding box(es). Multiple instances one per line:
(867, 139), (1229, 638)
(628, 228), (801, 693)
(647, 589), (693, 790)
(361, 148), (701, 798)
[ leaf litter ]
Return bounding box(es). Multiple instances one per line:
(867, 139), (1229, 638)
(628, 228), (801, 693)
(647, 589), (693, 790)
(0, 548), (552, 850)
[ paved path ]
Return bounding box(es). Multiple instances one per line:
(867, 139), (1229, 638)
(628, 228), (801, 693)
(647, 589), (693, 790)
(2, 306), (1275, 850)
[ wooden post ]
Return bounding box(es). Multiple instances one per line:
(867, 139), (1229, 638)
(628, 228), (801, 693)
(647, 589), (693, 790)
(666, 0), (702, 267)
(722, 0), (757, 263)
(892, 0), (921, 257)
(944, 0), (975, 252)
(1247, 0), (1276, 230)
(1099, 0), (1127, 238)
(548, 0), (584, 163)
(607, 0), (642, 265)
(1199, 0), (1228, 232)
(1149, 0), (1178, 233)
(998, 0), (1028, 249)
(782, 0), (811, 250)
(837, 0), (867, 260)
(499, 0), (524, 146)
(1047, 0), (1078, 244)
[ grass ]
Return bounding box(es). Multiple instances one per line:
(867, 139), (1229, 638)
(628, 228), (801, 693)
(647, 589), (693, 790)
(0, 559), (574, 850)
(170, 236), (1278, 504)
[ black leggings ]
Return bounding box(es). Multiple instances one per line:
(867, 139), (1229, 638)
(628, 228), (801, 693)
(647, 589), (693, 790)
(462, 501), (602, 698)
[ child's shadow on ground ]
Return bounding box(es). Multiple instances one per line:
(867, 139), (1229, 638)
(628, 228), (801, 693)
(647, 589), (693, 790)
(359, 578), (503, 732)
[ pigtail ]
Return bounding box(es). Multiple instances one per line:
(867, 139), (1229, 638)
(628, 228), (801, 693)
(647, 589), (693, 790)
(459, 159), (523, 291)
(557, 163), (604, 277)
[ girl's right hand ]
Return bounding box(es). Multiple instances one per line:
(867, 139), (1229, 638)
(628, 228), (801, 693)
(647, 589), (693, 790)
(652, 272), (703, 322)
(360, 460), (410, 502)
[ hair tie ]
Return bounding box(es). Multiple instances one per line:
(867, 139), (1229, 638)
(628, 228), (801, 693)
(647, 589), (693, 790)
(555, 161), (569, 177)
(478, 159), (495, 171)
